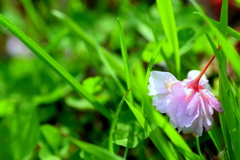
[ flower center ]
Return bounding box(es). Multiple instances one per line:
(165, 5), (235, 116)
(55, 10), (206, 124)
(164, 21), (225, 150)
(164, 78), (177, 91)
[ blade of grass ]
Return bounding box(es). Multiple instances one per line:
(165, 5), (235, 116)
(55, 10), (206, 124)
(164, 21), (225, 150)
(44, 28), (69, 52)
(125, 99), (179, 159)
(196, 136), (205, 160)
(205, 31), (239, 159)
(117, 18), (133, 103)
(218, 0), (228, 74)
(109, 89), (131, 153)
(0, 14), (112, 120)
(209, 18), (240, 40)
(145, 38), (165, 85)
(70, 137), (124, 160)
(156, 0), (180, 77)
(219, 0), (228, 37)
(207, 126), (222, 153)
(138, 87), (201, 160)
(153, 111), (201, 160)
(20, 0), (47, 32)
(52, 10), (126, 95)
(190, 0), (240, 78)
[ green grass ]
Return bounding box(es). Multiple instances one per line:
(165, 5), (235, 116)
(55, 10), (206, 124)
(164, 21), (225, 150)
(0, 0), (240, 159)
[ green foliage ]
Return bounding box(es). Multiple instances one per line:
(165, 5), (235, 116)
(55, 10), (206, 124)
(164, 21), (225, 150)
(156, 0), (180, 77)
(0, 0), (240, 159)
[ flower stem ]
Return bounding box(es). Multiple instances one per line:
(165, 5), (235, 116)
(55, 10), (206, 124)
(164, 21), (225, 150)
(194, 45), (221, 86)
(194, 55), (215, 84)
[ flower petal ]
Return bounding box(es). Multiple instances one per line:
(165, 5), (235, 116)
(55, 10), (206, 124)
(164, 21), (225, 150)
(152, 93), (169, 113)
(186, 92), (201, 115)
(148, 71), (177, 95)
(165, 94), (180, 125)
(202, 89), (222, 112)
(200, 96), (214, 131)
(187, 70), (208, 86)
(177, 93), (200, 128)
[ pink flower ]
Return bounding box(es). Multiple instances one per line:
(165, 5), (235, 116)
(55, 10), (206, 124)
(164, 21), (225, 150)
(148, 70), (222, 136)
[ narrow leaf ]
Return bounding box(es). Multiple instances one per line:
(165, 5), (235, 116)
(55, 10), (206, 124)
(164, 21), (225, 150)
(117, 18), (133, 103)
(0, 14), (112, 120)
(71, 138), (124, 160)
(156, 0), (180, 77)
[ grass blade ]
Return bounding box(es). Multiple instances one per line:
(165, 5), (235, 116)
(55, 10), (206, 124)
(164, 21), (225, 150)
(190, 0), (240, 78)
(117, 18), (133, 103)
(205, 29), (239, 159)
(145, 38), (165, 85)
(0, 14), (112, 120)
(156, 0), (180, 77)
(153, 111), (201, 160)
(44, 28), (69, 52)
(109, 89), (131, 153)
(210, 18), (240, 40)
(219, 0), (228, 37)
(125, 99), (179, 159)
(20, 0), (47, 32)
(196, 136), (205, 160)
(52, 10), (126, 95)
(70, 138), (124, 160)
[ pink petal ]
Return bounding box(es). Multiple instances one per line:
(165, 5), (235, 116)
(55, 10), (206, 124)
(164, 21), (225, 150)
(183, 102), (203, 136)
(148, 71), (177, 95)
(200, 97), (214, 131)
(201, 89), (222, 112)
(177, 93), (200, 128)
(186, 92), (201, 115)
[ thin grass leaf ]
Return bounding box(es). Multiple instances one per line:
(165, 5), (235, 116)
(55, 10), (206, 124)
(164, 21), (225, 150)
(218, 0), (228, 74)
(125, 99), (179, 159)
(153, 111), (201, 160)
(20, 0), (47, 32)
(219, 0), (228, 37)
(109, 89), (131, 153)
(205, 29), (239, 159)
(196, 136), (205, 160)
(139, 86), (200, 160)
(156, 0), (180, 77)
(52, 10), (126, 95)
(145, 38), (165, 85)
(190, 2), (240, 159)
(0, 14), (112, 120)
(207, 126), (222, 153)
(190, 0), (240, 78)
(210, 18), (240, 40)
(44, 28), (69, 52)
(117, 18), (133, 103)
(70, 138), (124, 160)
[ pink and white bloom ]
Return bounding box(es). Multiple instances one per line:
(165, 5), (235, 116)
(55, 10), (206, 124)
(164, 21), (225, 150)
(148, 69), (222, 136)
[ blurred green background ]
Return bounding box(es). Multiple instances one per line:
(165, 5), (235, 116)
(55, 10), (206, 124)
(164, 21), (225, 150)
(0, 0), (240, 159)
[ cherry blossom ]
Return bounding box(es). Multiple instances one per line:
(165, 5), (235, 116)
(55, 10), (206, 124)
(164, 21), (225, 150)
(148, 57), (222, 136)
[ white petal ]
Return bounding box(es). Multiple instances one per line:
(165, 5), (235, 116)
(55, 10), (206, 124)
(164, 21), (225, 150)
(170, 120), (178, 128)
(194, 117), (203, 136)
(170, 82), (186, 97)
(148, 71), (176, 95)
(182, 127), (191, 134)
(165, 94), (180, 124)
(152, 93), (169, 113)
(187, 70), (208, 86)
